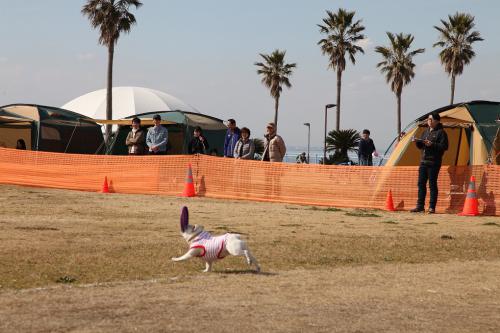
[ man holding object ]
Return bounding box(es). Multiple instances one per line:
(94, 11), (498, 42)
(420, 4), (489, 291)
(411, 112), (448, 214)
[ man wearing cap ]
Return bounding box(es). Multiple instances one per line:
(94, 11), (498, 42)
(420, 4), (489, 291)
(146, 114), (168, 155)
(262, 122), (286, 162)
(411, 112), (449, 214)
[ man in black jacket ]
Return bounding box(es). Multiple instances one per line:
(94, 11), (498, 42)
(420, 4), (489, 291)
(411, 112), (449, 214)
(358, 129), (377, 166)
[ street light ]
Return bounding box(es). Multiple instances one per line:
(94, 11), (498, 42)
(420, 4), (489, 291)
(303, 122), (310, 163)
(324, 104), (336, 164)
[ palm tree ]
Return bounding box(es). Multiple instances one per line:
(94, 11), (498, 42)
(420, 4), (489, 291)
(433, 12), (483, 105)
(318, 8), (365, 131)
(254, 50), (296, 130)
(375, 32), (425, 137)
(325, 129), (360, 164)
(82, 0), (143, 142)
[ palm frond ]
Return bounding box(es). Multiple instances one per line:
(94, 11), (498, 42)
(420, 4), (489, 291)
(82, 0), (142, 46)
(433, 12), (483, 76)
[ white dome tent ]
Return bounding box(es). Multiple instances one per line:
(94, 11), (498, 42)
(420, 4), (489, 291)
(62, 86), (199, 120)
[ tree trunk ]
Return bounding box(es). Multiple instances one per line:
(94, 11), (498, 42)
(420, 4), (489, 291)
(336, 69), (342, 131)
(106, 43), (115, 144)
(397, 90), (402, 138)
(450, 73), (455, 105)
(274, 96), (279, 131)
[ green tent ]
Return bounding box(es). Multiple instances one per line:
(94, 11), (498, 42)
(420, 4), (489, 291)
(0, 104), (104, 154)
(107, 111), (227, 155)
(384, 101), (500, 166)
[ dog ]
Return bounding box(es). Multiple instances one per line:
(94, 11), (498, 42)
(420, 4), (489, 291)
(171, 206), (260, 273)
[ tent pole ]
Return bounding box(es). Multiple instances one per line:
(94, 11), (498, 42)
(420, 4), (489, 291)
(64, 119), (80, 153)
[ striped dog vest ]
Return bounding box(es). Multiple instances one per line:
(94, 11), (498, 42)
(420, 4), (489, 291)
(190, 231), (228, 261)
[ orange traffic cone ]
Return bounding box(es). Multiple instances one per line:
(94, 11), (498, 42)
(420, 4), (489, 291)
(101, 176), (110, 193)
(458, 176), (479, 216)
(385, 189), (395, 211)
(182, 164), (196, 197)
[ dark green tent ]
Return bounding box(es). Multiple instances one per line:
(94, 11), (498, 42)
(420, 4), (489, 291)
(107, 111), (227, 155)
(0, 104), (104, 154)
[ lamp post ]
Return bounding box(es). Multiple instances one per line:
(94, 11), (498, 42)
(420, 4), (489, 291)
(324, 104), (336, 164)
(303, 122), (310, 163)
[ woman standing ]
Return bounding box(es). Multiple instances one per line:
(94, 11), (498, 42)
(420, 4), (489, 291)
(125, 117), (146, 155)
(188, 126), (209, 154)
(233, 127), (255, 160)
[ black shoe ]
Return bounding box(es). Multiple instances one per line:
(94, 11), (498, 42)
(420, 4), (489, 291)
(410, 207), (425, 213)
(427, 208), (435, 214)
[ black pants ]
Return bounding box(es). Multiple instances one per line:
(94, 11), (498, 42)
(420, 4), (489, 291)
(417, 163), (441, 210)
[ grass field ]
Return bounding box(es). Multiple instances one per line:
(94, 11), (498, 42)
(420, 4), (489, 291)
(1, 185), (500, 332)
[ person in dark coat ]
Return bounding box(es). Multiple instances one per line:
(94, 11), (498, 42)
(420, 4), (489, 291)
(358, 129), (377, 166)
(188, 126), (209, 154)
(411, 112), (449, 214)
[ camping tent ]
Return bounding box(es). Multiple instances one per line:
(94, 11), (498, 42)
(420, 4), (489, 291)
(106, 111), (227, 155)
(384, 101), (500, 166)
(0, 104), (104, 154)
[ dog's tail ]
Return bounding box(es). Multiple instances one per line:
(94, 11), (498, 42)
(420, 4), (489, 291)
(225, 233), (247, 255)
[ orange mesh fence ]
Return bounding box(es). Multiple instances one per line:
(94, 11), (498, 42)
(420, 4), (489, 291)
(0, 148), (499, 215)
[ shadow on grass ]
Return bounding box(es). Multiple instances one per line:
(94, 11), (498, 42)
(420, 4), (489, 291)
(212, 226), (247, 235)
(345, 210), (381, 218)
(483, 222), (500, 227)
(309, 206), (343, 212)
(216, 269), (277, 276)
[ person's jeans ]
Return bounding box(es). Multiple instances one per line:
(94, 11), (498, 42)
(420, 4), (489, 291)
(417, 163), (442, 209)
(358, 156), (373, 166)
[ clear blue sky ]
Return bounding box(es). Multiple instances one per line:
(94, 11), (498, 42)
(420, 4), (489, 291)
(1, 0), (499, 151)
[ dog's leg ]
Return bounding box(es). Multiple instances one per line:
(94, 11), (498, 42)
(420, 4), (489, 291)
(203, 261), (212, 273)
(171, 248), (201, 262)
(244, 250), (260, 273)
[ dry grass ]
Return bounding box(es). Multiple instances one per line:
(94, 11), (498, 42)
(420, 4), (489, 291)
(1, 185), (500, 332)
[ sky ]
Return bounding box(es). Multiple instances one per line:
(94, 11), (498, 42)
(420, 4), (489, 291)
(0, 0), (499, 151)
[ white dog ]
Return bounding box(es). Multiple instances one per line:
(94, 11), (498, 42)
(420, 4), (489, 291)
(171, 206), (260, 273)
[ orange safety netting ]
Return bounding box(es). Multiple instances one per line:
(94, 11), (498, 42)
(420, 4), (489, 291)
(0, 148), (499, 215)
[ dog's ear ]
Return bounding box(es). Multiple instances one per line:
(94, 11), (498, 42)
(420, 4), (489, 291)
(180, 206), (189, 232)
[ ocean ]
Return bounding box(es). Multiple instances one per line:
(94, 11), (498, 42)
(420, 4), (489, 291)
(284, 146), (384, 165)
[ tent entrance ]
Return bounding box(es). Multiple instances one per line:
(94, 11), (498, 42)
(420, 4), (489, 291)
(0, 123), (32, 149)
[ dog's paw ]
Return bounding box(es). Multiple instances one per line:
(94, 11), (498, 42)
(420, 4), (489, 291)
(171, 257), (179, 261)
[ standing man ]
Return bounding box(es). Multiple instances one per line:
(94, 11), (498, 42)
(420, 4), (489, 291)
(146, 114), (168, 155)
(411, 112), (449, 214)
(262, 122), (286, 162)
(358, 129), (377, 166)
(223, 119), (240, 158)
(125, 117), (146, 155)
